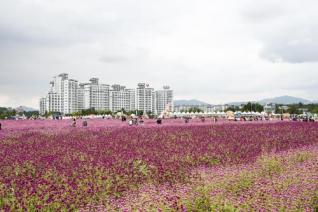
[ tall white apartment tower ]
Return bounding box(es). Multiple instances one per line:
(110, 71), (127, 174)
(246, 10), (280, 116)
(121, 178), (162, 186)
(44, 75), (64, 113)
(41, 73), (78, 114)
(77, 83), (85, 111)
(39, 97), (47, 115)
(109, 84), (135, 112)
(62, 78), (79, 114)
(77, 78), (110, 111)
(136, 83), (156, 115)
(156, 86), (174, 116)
(45, 92), (61, 113)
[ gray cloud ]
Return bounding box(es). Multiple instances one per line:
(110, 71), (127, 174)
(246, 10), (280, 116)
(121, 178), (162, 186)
(240, 2), (284, 23)
(258, 25), (318, 63)
(241, 0), (318, 63)
(260, 39), (318, 63)
(99, 55), (129, 63)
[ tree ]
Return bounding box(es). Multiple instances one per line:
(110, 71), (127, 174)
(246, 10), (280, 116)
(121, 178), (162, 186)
(97, 110), (112, 115)
(287, 105), (300, 114)
(181, 107), (203, 113)
(242, 102), (263, 112)
(81, 108), (97, 115)
(275, 105), (281, 114)
(0, 107), (16, 119)
(24, 111), (39, 118)
(128, 110), (143, 116)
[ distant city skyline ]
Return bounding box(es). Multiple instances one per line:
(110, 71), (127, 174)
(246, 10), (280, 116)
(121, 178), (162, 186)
(1, 0), (317, 108)
(39, 73), (174, 115)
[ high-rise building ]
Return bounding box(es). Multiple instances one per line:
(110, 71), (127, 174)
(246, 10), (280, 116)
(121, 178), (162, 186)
(109, 84), (135, 112)
(62, 78), (79, 114)
(77, 83), (86, 111)
(156, 86), (174, 116)
(136, 83), (156, 115)
(44, 75), (64, 113)
(46, 92), (62, 113)
(41, 73), (78, 114)
(39, 97), (47, 115)
(79, 78), (110, 111)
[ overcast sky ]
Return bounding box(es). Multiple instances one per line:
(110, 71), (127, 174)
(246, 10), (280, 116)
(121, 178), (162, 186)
(0, 0), (317, 108)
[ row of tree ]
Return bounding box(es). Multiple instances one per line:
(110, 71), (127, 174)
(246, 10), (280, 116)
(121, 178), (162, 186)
(275, 103), (318, 114)
(0, 107), (39, 119)
(226, 102), (264, 113)
(226, 102), (318, 114)
(180, 107), (204, 113)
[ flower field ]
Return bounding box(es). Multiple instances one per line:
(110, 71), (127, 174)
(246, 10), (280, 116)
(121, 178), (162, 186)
(0, 120), (317, 211)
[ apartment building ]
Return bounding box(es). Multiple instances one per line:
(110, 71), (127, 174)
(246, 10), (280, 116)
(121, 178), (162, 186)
(156, 86), (173, 116)
(109, 84), (135, 112)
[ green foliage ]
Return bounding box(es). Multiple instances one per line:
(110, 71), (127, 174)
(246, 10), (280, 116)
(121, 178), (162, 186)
(274, 103), (318, 114)
(242, 102), (264, 112)
(225, 106), (239, 112)
(287, 105), (301, 114)
(275, 105), (281, 114)
(134, 110), (144, 116)
(71, 108), (113, 116)
(224, 172), (254, 195)
(133, 160), (150, 176)
(258, 155), (283, 177)
(81, 108), (97, 115)
(311, 190), (318, 211)
(0, 107), (39, 119)
(97, 109), (112, 115)
(180, 107), (203, 113)
(199, 156), (220, 166)
(292, 152), (312, 163)
(0, 107), (16, 119)
(183, 187), (237, 212)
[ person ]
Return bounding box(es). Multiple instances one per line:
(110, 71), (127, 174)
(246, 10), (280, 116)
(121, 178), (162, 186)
(128, 119), (133, 126)
(121, 116), (126, 122)
(133, 118), (138, 125)
(157, 118), (162, 124)
(185, 117), (189, 123)
(72, 118), (76, 127)
(0, 122), (2, 130)
(83, 120), (88, 127)
(139, 117), (144, 125)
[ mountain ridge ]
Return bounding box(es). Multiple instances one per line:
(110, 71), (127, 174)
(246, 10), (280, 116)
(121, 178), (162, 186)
(258, 95), (311, 105)
(174, 99), (209, 106)
(175, 96), (314, 106)
(15, 106), (38, 112)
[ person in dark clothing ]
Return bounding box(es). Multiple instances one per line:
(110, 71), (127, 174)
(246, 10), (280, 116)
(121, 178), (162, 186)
(157, 118), (162, 124)
(139, 117), (144, 125)
(72, 118), (76, 127)
(83, 120), (88, 127)
(0, 122), (2, 130)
